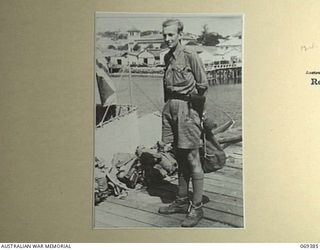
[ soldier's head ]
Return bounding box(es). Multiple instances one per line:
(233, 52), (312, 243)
(162, 19), (183, 50)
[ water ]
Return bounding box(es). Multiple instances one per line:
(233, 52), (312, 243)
(98, 76), (242, 127)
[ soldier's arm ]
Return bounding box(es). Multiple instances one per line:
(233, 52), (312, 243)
(163, 53), (170, 102)
(187, 51), (208, 96)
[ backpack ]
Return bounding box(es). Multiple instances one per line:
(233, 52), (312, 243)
(135, 145), (178, 184)
(200, 130), (226, 173)
(112, 153), (142, 189)
(94, 156), (128, 204)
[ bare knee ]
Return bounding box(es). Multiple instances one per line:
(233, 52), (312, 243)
(187, 149), (203, 174)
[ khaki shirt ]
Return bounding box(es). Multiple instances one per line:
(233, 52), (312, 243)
(163, 43), (208, 102)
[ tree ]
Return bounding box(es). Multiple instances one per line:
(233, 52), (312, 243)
(197, 24), (209, 44)
(197, 24), (225, 46)
(202, 33), (220, 46)
(133, 44), (141, 51)
(117, 33), (128, 39)
(202, 24), (209, 36)
(107, 45), (116, 50)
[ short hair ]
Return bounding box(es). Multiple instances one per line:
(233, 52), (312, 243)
(162, 19), (184, 33)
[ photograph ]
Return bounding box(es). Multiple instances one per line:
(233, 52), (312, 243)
(94, 12), (243, 228)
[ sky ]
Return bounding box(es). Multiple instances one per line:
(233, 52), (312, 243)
(96, 12), (243, 37)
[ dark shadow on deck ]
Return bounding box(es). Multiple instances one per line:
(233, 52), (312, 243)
(145, 180), (210, 204)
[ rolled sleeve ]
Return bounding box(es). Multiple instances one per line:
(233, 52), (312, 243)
(187, 52), (208, 96)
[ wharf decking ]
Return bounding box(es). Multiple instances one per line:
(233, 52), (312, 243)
(94, 142), (243, 228)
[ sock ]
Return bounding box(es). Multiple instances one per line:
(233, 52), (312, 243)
(192, 172), (204, 205)
(178, 172), (190, 198)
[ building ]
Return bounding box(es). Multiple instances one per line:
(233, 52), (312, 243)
(131, 34), (164, 51)
(216, 37), (242, 51)
(107, 51), (140, 66)
(148, 49), (162, 65)
(137, 50), (155, 65)
(127, 28), (141, 40)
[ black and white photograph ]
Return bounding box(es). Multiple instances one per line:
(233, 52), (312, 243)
(94, 12), (243, 228)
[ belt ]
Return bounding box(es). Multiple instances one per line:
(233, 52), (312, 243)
(167, 92), (191, 101)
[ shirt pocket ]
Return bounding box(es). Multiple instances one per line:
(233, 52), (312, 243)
(171, 64), (193, 86)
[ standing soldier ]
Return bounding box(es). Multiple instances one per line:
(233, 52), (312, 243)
(158, 19), (208, 227)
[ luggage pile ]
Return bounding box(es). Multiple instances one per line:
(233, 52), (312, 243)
(94, 142), (178, 205)
(94, 121), (235, 205)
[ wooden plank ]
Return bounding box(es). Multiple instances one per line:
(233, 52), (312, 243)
(204, 184), (242, 199)
(226, 156), (243, 164)
(94, 141), (244, 228)
(203, 191), (243, 208)
(169, 174), (242, 187)
(204, 182), (242, 198)
(169, 179), (243, 197)
(216, 167), (243, 180)
(97, 201), (183, 227)
(103, 195), (233, 228)
(227, 145), (242, 151)
(225, 146), (242, 155)
(114, 189), (243, 217)
(227, 158), (242, 166)
(203, 199), (243, 216)
(205, 172), (242, 185)
(227, 151), (243, 157)
(227, 156), (243, 163)
(139, 183), (244, 216)
(144, 181), (243, 207)
(129, 187), (243, 217)
(224, 161), (242, 171)
(202, 207), (243, 228)
(204, 190), (243, 207)
(204, 176), (242, 191)
(224, 163), (243, 170)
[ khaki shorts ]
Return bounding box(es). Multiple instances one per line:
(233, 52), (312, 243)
(162, 99), (202, 149)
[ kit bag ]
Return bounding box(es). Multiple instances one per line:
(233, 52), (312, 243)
(200, 131), (226, 173)
(112, 153), (141, 189)
(135, 145), (178, 184)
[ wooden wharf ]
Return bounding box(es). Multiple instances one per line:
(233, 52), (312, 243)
(206, 67), (242, 86)
(94, 127), (243, 228)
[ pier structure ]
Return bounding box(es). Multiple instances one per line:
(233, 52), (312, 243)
(205, 62), (242, 86)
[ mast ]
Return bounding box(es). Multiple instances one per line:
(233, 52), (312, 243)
(128, 63), (133, 105)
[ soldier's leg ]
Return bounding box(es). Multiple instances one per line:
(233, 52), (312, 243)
(181, 148), (204, 227)
(176, 149), (191, 198)
(158, 149), (190, 215)
(187, 148), (204, 205)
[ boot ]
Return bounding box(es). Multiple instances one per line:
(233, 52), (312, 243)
(181, 201), (203, 227)
(158, 197), (189, 214)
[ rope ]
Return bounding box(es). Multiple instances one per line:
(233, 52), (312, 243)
(206, 97), (235, 126)
(114, 66), (129, 93)
(130, 78), (163, 113)
(113, 65), (235, 123)
(113, 66), (162, 112)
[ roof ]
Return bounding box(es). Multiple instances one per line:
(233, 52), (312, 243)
(217, 37), (242, 46)
(135, 34), (163, 42)
(138, 50), (154, 58)
(148, 49), (161, 57)
(122, 51), (139, 57)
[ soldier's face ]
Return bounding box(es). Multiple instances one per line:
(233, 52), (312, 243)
(163, 24), (181, 49)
